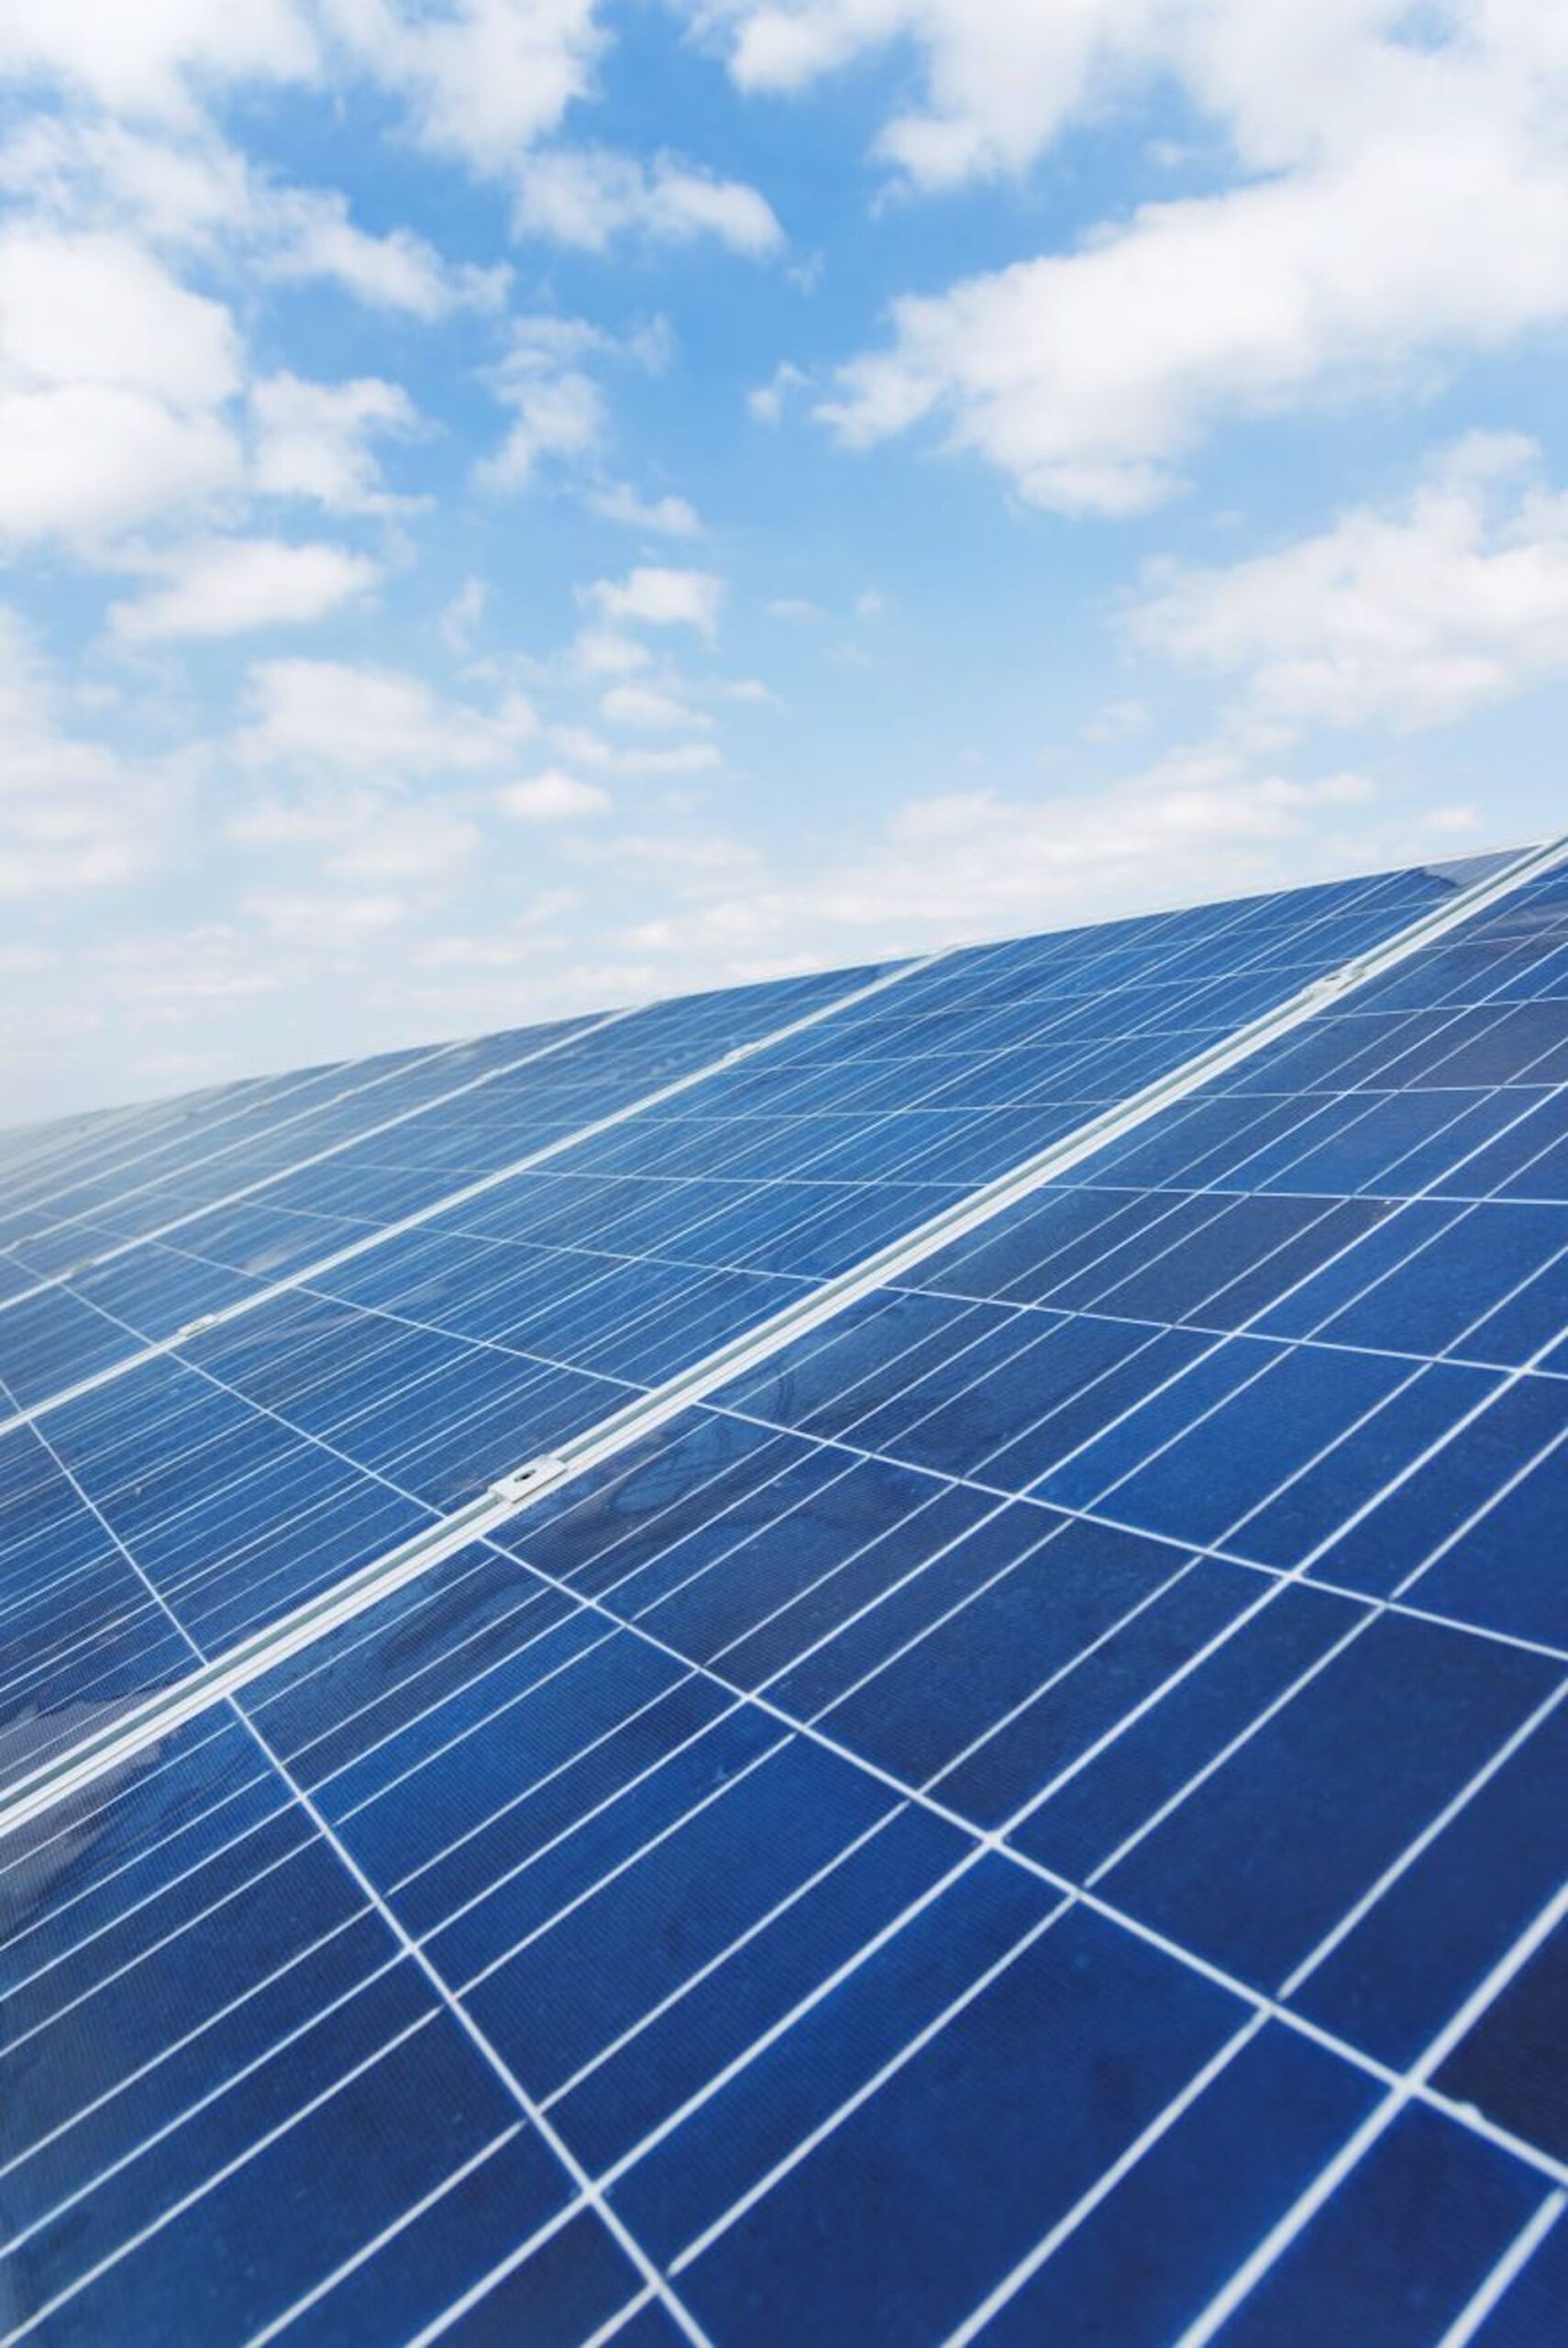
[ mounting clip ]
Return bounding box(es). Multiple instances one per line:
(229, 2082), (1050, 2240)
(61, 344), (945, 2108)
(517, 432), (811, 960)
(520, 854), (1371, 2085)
(488, 1456), (569, 1508)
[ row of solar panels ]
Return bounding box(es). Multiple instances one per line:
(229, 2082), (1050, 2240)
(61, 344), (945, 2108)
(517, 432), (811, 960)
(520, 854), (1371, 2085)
(2, 844), (1565, 2345)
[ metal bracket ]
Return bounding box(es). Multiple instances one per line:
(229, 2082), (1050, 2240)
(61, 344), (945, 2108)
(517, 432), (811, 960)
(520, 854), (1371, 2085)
(488, 1456), (569, 1508)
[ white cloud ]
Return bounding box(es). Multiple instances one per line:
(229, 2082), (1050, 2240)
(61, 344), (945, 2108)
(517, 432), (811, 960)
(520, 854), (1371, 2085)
(1132, 435), (1568, 731)
(748, 359), (809, 425)
(245, 885), (409, 937)
(110, 537), (381, 641)
(476, 315), (631, 493)
(600, 682), (711, 730)
(0, 386), (240, 552)
(615, 748), (1392, 969)
(0, 115), (505, 318)
(587, 481), (701, 536)
(479, 369), (607, 490)
(232, 788), (480, 880)
(553, 723), (723, 775)
(250, 371), (418, 512)
(237, 657), (536, 776)
(513, 145), (782, 253)
(713, 4), (1568, 512)
(1082, 697), (1151, 744)
(326, 0), (606, 178)
(441, 575), (488, 653)
(496, 770), (613, 821)
(0, 223), (244, 548)
(0, 221), (237, 406)
(0, 604), (188, 897)
(767, 594), (824, 624)
(261, 183), (510, 315)
(0, 0), (315, 118)
(584, 565), (726, 637)
(571, 627), (652, 676)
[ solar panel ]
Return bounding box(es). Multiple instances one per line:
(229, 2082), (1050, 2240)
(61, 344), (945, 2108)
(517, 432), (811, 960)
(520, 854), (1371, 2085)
(0, 865), (1471, 1782)
(2, 843), (1564, 2344)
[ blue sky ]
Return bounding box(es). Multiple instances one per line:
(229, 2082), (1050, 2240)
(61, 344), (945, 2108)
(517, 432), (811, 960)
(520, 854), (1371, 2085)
(2, 2), (1565, 1115)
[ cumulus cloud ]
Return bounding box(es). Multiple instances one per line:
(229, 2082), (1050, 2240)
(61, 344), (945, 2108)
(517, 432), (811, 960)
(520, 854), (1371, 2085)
(479, 369), (607, 491)
(232, 789), (480, 881)
(708, 4), (1568, 511)
(747, 359), (809, 426)
(0, 0), (315, 118)
(0, 114), (506, 318)
(570, 627), (652, 676)
(236, 657), (536, 776)
(583, 565), (726, 637)
(249, 371), (418, 512)
(616, 749), (1390, 969)
(513, 145), (782, 252)
(1131, 434), (1568, 731)
(496, 770), (613, 821)
(0, 604), (188, 897)
(440, 576), (488, 654)
(553, 723), (723, 775)
(109, 537), (381, 641)
(600, 682), (711, 730)
(586, 481), (701, 536)
(325, 0), (606, 178)
(0, 224), (243, 548)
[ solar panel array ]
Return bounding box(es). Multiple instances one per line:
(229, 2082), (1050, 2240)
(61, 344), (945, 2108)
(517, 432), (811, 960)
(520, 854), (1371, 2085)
(2, 846), (1564, 2346)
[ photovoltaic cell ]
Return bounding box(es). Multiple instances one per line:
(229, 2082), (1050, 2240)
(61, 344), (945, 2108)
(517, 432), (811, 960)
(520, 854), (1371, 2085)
(1, 847), (1564, 2345)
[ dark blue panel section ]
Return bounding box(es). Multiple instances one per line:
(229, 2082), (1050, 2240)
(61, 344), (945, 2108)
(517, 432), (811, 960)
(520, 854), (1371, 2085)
(977, 2025), (1377, 2347)
(1099, 1610), (1560, 1991)
(428, 2209), (645, 2348)
(1010, 1581), (1365, 1882)
(1467, 2204), (1568, 2344)
(1307, 1374), (1565, 1601)
(1435, 1915), (1568, 2163)
(1214, 2107), (1546, 2347)
(0, 1716), (577, 2345)
(1296, 1698), (1568, 2069)
(671, 1905), (1243, 2346)
(1408, 1431), (1568, 1650)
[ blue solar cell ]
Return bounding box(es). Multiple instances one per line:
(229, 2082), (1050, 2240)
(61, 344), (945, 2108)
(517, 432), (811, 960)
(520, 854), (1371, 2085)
(667, 1906), (1242, 2344)
(1096, 1609), (1558, 1991)
(1466, 2200), (1568, 2343)
(1210, 2106), (1548, 2346)
(974, 2024), (1379, 2347)
(1296, 1696), (1568, 2070)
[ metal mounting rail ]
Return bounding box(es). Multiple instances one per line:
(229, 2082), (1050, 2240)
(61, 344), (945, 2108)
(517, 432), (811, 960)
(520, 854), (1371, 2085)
(1, 830), (1562, 1844)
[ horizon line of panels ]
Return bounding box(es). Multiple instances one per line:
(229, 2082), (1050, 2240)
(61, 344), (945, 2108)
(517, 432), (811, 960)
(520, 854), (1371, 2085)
(0, 864), (1483, 1409)
(0, 863), (1455, 1421)
(3, 854), (1568, 2342)
(0, 958), (907, 1347)
(0, 849), (1527, 1315)
(0, 1036), (461, 1261)
(0, 865), (1471, 1794)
